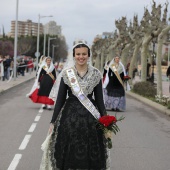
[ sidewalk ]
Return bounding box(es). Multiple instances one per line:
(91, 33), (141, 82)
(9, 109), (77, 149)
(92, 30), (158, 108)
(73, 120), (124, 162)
(0, 72), (36, 94)
(127, 75), (170, 116)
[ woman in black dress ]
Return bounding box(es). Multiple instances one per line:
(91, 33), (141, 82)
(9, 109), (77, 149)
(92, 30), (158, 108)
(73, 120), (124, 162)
(40, 43), (109, 170)
(103, 55), (126, 111)
(29, 57), (56, 110)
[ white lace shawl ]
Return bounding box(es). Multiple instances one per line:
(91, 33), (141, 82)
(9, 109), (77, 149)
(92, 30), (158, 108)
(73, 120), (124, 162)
(62, 65), (102, 96)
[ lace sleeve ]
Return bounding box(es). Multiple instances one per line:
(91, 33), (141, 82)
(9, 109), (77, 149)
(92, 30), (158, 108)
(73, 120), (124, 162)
(50, 78), (68, 123)
(94, 80), (107, 116)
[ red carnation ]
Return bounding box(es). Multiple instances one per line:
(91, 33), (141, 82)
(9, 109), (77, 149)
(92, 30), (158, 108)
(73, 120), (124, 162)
(99, 115), (117, 127)
(124, 75), (131, 80)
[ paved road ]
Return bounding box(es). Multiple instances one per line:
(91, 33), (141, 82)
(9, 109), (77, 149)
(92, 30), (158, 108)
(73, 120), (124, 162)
(0, 80), (170, 170)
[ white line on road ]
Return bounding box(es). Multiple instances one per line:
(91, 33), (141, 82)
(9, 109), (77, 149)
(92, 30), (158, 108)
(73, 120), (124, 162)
(34, 115), (41, 121)
(39, 108), (44, 113)
(19, 134), (32, 150)
(7, 154), (22, 170)
(28, 123), (37, 133)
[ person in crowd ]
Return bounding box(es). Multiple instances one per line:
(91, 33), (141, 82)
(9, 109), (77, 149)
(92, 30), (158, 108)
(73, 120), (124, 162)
(28, 57), (56, 110)
(39, 43), (109, 170)
(27, 58), (34, 74)
(126, 62), (130, 75)
(0, 55), (4, 80)
(147, 59), (151, 81)
(18, 59), (26, 76)
(103, 55), (126, 111)
(6, 55), (11, 79)
(10, 59), (14, 77)
(56, 62), (64, 76)
(166, 65), (170, 78)
(3, 56), (9, 81)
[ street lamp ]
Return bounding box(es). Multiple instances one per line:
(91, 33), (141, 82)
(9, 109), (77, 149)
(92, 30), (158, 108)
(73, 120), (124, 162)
(48, 37), (56, 57)
(36, 14), (53, 71)
(43, 27), (47, 56)
(52, 45), (58, 61)
(151, 38), (157, 83)
(13, 0), (19, 81)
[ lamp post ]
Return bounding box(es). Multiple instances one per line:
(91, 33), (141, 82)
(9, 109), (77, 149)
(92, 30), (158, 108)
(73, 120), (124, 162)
(151, 38), (156, 83)
(13, 0), (19, 81)
(52, 45), (58, 61)
(48, 37), (56, 57)
(36, 14), (53, 71)
(43, 27), (46, 56)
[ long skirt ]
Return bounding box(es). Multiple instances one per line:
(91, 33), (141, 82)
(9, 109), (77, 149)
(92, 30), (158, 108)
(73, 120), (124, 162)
(29, 88), (54, 105)
(103, 88), (126, 111)
(40, 97), (109, 170)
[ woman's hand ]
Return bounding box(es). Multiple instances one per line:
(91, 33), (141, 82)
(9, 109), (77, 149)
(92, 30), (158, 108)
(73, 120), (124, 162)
(48, 123), (54, 134)
(104, 130), (113, 139)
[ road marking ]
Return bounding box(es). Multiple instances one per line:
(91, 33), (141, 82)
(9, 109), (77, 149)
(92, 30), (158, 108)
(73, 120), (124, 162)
(34, 115), (41, 121)
(39, 108), (44, 113)
(28, 123), (37, 133)
(19, 134), (32, 150)
(7, 154), (22, 170)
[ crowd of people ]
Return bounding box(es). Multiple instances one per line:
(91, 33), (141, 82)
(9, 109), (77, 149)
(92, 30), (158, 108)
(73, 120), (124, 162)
(0, 55), (35, 81)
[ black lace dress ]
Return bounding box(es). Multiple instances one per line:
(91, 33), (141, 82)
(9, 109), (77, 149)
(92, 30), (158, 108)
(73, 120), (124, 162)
(49, 66), (108, 170)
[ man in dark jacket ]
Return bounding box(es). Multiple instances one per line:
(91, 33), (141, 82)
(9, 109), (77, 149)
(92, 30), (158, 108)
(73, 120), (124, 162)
(166, 66), (170, 77)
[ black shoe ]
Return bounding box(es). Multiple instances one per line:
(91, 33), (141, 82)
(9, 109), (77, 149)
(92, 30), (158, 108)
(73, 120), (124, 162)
(42, 105), (47, 109)
(116, 108), (123, 112)
(111, 108), (116, 111)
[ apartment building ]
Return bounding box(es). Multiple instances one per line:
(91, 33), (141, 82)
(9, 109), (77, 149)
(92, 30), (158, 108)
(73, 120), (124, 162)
(44, 21), (61, 36)
(10, 19), (43, 37)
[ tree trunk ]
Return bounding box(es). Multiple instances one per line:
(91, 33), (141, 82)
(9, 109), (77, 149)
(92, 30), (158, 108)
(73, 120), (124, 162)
(121, 43), (131, 66)
(94, 53), (101, 70)
(156, 25), (170, 96)
(129, 42), (141, 85)
(101, 51), (105, 72)
(141, 34), (152, 81)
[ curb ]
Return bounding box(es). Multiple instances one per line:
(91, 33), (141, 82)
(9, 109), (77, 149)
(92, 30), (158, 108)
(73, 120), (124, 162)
(126, 91), (170, 116)
(0, 77), (35, 96)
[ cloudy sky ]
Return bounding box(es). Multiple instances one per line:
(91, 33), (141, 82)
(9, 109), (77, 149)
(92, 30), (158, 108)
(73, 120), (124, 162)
(0, 0), (167, 49)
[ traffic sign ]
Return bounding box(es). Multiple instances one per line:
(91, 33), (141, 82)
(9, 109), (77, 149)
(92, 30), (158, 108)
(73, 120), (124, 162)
(35, 52), (40, 57)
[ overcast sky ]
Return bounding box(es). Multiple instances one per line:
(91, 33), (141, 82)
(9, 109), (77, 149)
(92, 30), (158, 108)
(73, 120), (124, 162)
(0, 0), (167, 49)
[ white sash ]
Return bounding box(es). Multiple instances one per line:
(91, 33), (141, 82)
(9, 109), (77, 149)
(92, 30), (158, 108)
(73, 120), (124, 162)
(66, 68), (101, 120)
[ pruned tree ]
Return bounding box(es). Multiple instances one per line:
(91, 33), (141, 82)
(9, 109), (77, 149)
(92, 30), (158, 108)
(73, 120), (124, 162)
(156, 1), (170, 96)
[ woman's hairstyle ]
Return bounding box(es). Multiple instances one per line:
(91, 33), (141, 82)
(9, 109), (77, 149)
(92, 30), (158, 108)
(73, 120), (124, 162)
(73, 43), (90, 57)
(114, 54), (120, 58)
(46, 56), (52, 60)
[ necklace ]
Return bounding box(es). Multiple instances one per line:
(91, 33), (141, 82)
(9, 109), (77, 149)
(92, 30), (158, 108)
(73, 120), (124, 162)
(75, 65), (88, 77)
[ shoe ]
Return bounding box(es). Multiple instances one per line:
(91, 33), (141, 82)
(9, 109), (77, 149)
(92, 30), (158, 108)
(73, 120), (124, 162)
(111, 108), (116, 111)
(116, 108), (123, 112)
(47, 105), (52, 110)
(42, 104), (47, 109)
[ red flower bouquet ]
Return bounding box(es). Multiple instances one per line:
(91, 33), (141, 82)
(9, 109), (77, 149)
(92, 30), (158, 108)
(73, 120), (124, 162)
(124, 75), (131, 81)
(98, 114), (124, 149)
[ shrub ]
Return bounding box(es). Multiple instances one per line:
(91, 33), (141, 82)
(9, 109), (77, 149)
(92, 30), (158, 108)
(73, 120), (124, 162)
(133, 81), (156, 98)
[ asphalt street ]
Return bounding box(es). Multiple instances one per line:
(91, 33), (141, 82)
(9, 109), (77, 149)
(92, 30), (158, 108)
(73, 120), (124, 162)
(0, 80), (170, 170)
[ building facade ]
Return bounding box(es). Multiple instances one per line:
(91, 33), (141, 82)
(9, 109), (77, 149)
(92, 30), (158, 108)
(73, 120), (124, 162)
(44, 21), (61, 36)
(10, 19), (43, 37)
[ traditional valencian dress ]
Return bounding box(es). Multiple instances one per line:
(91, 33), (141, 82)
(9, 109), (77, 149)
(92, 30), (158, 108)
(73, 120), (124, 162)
(40, 65), (109, 170)
(103, 60), (126, 111)
(28, 61), (56, 105)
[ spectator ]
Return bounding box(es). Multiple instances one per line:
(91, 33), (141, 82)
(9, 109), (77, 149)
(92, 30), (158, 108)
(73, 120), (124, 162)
(6, 55), (11, 79)
(27, 58), (34, 74)
(0, 55), (4, 80)
(147, 59), (151, 81)
(3, 56), (8, 81)
(166, 66), (170, 78)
